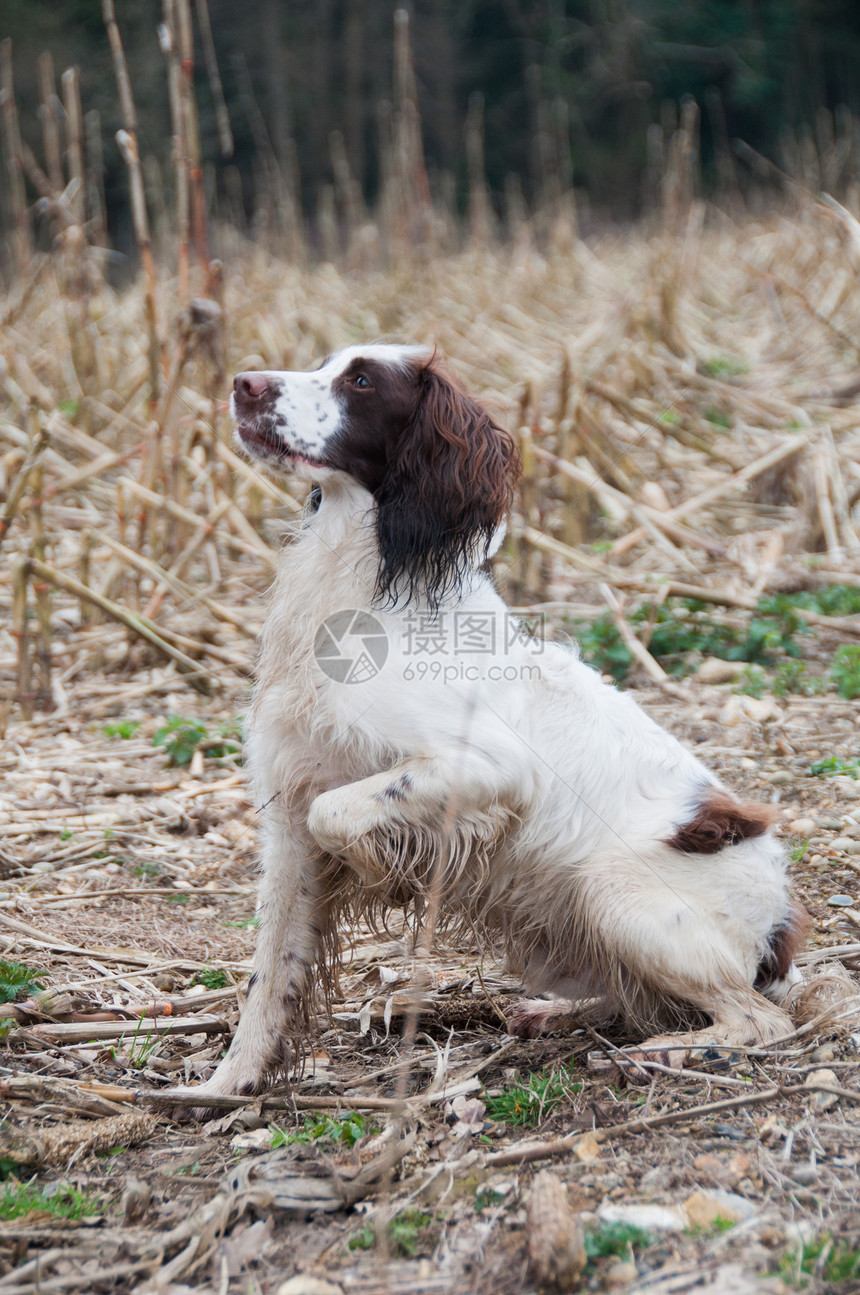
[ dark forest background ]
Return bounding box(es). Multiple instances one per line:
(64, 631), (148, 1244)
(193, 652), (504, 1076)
(3, 0), (860, 252)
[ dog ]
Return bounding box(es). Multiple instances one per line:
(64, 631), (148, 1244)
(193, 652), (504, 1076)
(191, 343), (805, 1105)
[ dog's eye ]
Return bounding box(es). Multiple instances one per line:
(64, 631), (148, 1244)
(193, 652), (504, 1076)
(352, 373), (370, 389)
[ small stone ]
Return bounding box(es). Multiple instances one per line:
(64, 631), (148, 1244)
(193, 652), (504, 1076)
(833, 837), (860, 855)
(692, 1153), (722, 1178)
(810, 1043), (836, 1063)
(604, 1259), (638, 1285)
(827, 894), (854, 907)
(230, 1128), (272, 1151)
(767, 770), (793, 786)
(806, 1067), (840, 1110)
(788, 818), (816, 836)
(788, 1165), (819, 1185)
(819, 817), (845, 831)
(683, 1189), (757, 1228)
(695, 657), (744, 685)
(598, 1204), (685, 1232)
(720, 695), (780, 726)
(276, 1280), (344, 1295)
(573, 1132), (601, 1163)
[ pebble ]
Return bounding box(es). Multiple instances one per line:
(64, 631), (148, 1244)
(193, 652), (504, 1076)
(604, 1259), (638, 1285)
(806, 1067), (841, 1110)
(827, 894), (854, 907)
(788, 818), (815, 836)
(832, 837), (860, 855)
(819, 817), (846, 831)
(719, 695), (781, 726)
(598, 1203), (685, 1232)
(766, 770), (793, 786)
(683, 1189), (757, 1228)
(787, 1165), (819, 1185)
(695, 657), (744, 685)
(276, 1280), (344, 1295)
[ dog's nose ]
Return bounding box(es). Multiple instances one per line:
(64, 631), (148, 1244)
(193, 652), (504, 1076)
(233, 372), (270, 403)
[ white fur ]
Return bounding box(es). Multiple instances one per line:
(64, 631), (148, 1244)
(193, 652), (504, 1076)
(194, 347), (798, 1103)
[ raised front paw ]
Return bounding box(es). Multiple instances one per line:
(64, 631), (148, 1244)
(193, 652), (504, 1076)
(307, 788), (388, 882)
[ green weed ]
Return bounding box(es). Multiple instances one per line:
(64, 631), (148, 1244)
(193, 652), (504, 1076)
(152, 716), (209, 766)
(831, 645), (860, 700)
(484, 1061), (583, 1128)
(58, 827), (75, 841)
(704, 407), (732, 428)
(0, 1181), (102, 1221)
(165, 892), (190, 904)
(771, 660), (826, 698)
(0, 960), (46, 1005)
(103, 720), (141, 739)
(810, 756), (860, 780)
(576, 615), (633, 681)
(585, 1221), (653, 1260)
(733, 665), (767, 698)
(349, 1210), (434, 1257)
(191, 966), (229, 990)
(701, 356), (749, 379)
(576, 594), (809, 683)
(269, 1112), (375, 1150)
(788, 839), (809, 865)
(119, 1015), (160, 1069)
(152, 715), (243, 765)
(132, 861), (162, 880)
(780, 1233), (860, 1285)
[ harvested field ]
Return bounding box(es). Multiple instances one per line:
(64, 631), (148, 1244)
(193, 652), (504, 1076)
(2, 206), (860, 1294)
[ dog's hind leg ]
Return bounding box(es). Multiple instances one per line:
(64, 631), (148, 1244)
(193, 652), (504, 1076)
(628, 985), (792, 1069)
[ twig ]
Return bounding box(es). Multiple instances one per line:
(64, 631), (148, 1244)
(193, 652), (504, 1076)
(599, 584), (669, 684)
(28, 556), (217, 692)
(0, 421), (50, 551)
(483, 1082), (860, 1169)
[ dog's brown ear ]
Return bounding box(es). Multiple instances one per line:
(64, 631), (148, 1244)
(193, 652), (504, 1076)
(666, 787), (778, 855)
(374, 358), (520, 610)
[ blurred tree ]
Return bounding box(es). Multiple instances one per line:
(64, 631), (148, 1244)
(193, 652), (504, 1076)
(2, 0), (860, 248)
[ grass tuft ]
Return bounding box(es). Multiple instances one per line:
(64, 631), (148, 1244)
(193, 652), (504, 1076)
(0, 960), (46, 1005)
(0, 1182), (103, 1221)
(484, 1060), (582, 1128)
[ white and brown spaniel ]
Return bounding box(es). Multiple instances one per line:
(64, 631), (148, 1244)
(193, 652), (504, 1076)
(192, 343), (806, 1106)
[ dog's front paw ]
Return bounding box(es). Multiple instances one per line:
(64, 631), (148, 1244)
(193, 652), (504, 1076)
(308, 790), (387, 882)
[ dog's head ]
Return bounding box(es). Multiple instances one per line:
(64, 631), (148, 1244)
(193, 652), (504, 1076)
(231, 344), (520, 609)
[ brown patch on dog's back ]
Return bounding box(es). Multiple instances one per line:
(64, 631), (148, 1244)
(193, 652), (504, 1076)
(755, 899), (811, 989)
(666, 786), (778, 855)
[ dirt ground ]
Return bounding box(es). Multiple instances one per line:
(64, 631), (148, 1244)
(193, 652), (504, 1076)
(2, 614), (860, 1295)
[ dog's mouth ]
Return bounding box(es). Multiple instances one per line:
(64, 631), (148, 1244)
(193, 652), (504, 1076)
(235, 422), (329, 471)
